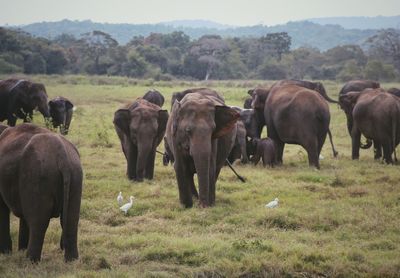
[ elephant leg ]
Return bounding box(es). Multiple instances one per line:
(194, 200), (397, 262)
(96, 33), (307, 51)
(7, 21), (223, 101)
(351, 128), (361, 160)
(306, 142), (320, 169)
(59, 216), (64, 250)
(275, 141), (285, 165)
(0, 197), (12, 253)
(18, 218), (29, 250)
(144, 150), (156, 180)
(382, 143), (393, 164)
(26, 217), (50, 262)
(174, 158), (194, 208)
(238, 136), (249, 164)
(127, 146), (138, 181)
(346, 115), (353, 136)
(208, 145), (217, 206)
(374, 141), (382, 160)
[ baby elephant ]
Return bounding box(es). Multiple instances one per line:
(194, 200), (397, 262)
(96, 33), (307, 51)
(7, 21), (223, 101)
(49, 96), (74, 135)
(251, 138), (277, 167)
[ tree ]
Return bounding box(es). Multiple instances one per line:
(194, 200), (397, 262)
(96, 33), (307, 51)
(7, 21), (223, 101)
(188, 35), (230, 80)
(259, 32), (291, 61)
(79, 30), (118, 74)
(365, 29), (400, 72)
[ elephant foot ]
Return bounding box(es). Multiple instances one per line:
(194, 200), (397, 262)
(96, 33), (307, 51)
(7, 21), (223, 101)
(333, 151), (339, 157)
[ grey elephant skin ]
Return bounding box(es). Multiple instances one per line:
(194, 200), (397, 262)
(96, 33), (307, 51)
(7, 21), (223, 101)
(251, 137), (277, 167)
(166, 88), (239, 208)
(114, 98), (169, 182)
(0, 79), (50, 126)
(0, 124), (83, 262)
(49, 96), (74, 135)
(338, 79), (381, 158)
(251, 84), (332, 169)
(142, 89), (165, 107)
(339, 88), (400, 163)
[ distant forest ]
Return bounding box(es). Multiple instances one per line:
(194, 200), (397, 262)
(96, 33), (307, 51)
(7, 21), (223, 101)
(0, 27), (399, 81)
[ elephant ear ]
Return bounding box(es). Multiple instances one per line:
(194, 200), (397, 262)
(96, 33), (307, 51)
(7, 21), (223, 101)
(247, 89), (254, 96)
(65, 100), (74, 110)
(172, 101), (181, 135)
(339, 92), (362, 114)
(253, 88), (269, 109)
(212, 106), (240, 139)
(113, 109), (131, 135)
(157, 110), (169, 136)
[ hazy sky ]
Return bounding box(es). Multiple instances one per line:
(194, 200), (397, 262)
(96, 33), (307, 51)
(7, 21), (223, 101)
(1, 0), (399, 26)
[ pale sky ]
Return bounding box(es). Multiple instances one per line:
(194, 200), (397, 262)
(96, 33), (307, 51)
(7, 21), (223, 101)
(0, 0), (399, 26)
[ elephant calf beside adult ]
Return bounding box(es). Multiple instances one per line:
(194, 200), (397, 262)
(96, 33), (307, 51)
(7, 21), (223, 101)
(0, 124), (83, 262)
(0, 79), (51, 126)
(114, 99), (168, 182)
(166, 88), (239, 208)
(251, 84), (335, 169)
(339, 88), (400, 164)
(49, 96), (74, 135)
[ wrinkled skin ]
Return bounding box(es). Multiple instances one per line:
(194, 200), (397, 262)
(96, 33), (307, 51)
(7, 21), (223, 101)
(0, 79), (50, 126)
(114, 99), (169, 182)
(251, 137), (277, 167)
(252, 85), (333, 168)
(143, 89), (165, 107)
(273, 79), (338, 104)
(339, 89), (400, 164)
(49, 97), (74, 135)
(166, 88), (239, 208)
(0, 124), (83, 262)
(227, 120), (248, 164)
(170, 88), (225, 111)
(338, 80), (381, 158)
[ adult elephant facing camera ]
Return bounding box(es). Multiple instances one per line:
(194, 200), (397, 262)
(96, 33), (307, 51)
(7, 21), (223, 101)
(0, 124), (82, 262)
(114, 99), (169, 182)
(166, 88), (239, 208)
(0, 79), (50, 126)
(252, 84), (332, 169)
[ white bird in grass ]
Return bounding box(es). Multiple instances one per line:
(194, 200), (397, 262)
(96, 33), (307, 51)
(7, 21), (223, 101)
(120, 196), (134, 215)
(117, 192), (123, 206)
(265, 198), (279, 208)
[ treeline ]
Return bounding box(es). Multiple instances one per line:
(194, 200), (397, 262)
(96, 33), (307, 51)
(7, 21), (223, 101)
(1, 27), (399, 81)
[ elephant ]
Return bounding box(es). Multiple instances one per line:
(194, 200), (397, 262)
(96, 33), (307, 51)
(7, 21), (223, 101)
(388, 87), (400, 97)
(143, 89), (165, 107)
(0, 123), (83, 262)
(162, 137), (174, 166)
(170, 88), (225, 111)
(338, 80), (381, 158)
(0, 79), (51, 126)
(339, 89), (400, 163)
(251, 137), (277, 167)
(166, 88), (239, 208)
(49, 96), (74, 135)
(251, 84), (334, 169)
(227, 120), (248, 164)
(0, 123), (8, 134)
(114, 98), (169, 182)
(273, 79), (338, 104)
(243, 96), (252, 109)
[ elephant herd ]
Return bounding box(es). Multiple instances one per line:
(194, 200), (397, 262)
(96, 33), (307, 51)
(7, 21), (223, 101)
(1, 78), (400, 263)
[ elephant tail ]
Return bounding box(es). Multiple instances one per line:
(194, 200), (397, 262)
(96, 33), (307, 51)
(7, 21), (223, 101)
(57, 139), (72, 251)
(392, 115), (398, 162)
(360, 138), (373, 149)
(327, 128), (338, 157)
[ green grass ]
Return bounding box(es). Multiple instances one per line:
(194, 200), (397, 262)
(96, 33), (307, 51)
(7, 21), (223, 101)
(1, 75), (400, 277)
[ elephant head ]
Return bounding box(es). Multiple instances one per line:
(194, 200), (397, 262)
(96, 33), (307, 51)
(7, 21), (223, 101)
(249, 88), (269, 110)
(114, 100), (168, 181)
(172, 97), (238, 206)
(49, 97), (74, 135)
(339, 91), (363, 116)
(14, 81), (50, 120)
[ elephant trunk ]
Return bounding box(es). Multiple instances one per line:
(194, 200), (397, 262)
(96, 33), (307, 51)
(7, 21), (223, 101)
(360, 138), (373, 149)
(191, 138), (212, 207)
(136, 141), (153, 182)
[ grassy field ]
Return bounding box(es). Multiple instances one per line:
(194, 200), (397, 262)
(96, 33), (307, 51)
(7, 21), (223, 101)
(0, 75), (400, 277)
